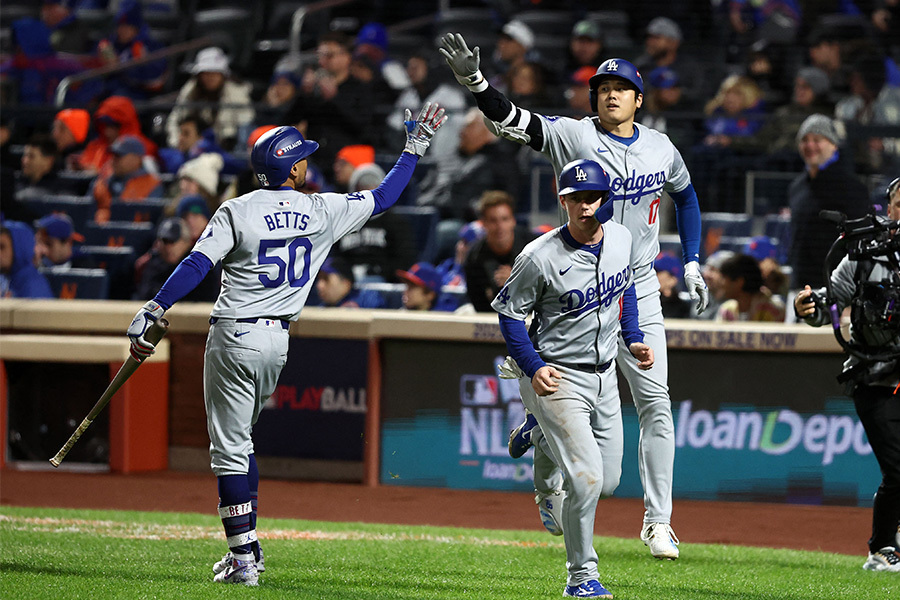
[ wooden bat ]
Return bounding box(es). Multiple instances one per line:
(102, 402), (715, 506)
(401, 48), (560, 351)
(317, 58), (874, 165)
(49, 318), (170, 467)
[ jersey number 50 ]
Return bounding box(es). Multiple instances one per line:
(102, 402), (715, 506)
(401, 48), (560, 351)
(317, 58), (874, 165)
(258, 238), (312, 288)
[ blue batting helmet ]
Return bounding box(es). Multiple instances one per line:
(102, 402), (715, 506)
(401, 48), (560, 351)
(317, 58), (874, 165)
(589, 58), (644, 112)
(250, 126), (319, 188)
(559, 159), (613, 223)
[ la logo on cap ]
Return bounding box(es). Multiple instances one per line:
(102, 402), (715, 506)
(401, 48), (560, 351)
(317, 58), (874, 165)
(607, 60), (618, 71)
(575, 166), (588, 182)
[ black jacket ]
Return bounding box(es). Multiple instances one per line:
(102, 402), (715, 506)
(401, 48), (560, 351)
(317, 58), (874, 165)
(464, 227), (536, 312)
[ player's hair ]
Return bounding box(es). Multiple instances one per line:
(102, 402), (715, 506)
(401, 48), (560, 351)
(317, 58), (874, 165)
(477, 190), (516, 218)
(25, 133), (58, 158)
(719, 253), (764, 293)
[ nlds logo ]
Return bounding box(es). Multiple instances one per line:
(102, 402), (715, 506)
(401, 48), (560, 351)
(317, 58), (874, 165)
(275, 139), (304, 156)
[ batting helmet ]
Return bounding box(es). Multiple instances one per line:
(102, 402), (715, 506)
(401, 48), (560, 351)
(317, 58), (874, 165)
(250, 126), (319, 188)
(589, 58), (644, 112)
(559, 159), (613, 223)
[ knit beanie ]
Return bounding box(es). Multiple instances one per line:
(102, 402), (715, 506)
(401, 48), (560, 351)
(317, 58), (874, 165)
(55, 108), (90, 144)
(796, 113), (839, 146)
(177, 152), (224, 196)
(349, 162), (386, 192)
(796, 67), (829, 97)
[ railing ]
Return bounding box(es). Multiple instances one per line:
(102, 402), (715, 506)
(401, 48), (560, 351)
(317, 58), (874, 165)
(288, 0), (359, 57)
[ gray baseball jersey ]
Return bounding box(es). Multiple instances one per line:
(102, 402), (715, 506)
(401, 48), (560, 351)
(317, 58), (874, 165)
(491, 222), (635, 366)
(193, 188), (376, 321)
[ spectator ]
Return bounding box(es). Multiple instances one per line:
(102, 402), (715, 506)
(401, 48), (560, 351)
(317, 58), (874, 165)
(835, 54), (900, 173)
(42, 0), (90, 54)
(33, 213), (93, 269)
(727, 0), (801, 48)
(256, 54), (302, 126)
(437, 220), (484, 288)
(16, 134), (68, 199)
(697, 249), (735, 319)
(0, 117), (31, 223)
(92, 135), (164, 223)
(0, 221), (53, 298)
(52, 108), (90, 171)
(743, 39), (795, 108)
(175, 152), (223, 212)
(565, 19), (605, 79)
(96, 0), (167, 100)
(165, 47), (255, 152)
(133, 217), (220, 302)
(332, 144), (375, 193)
(332, 162), (417, 283)
(655, 251), (691, 319)
(788, 114), (870, 289)
(396, 261), (444, 311)
(564, 66), (596, 118)
(463, 190), (536, 312)
(176, 194), (212, 243)
(505, 61), (555, 111)
(79, 95), (158, 174)
(715, 253), (786, 322)
(634, 17), (707, 103)
(638, 66), (699, 149)
(743, 235), (789, 298)
(490, 20), (535, 90)
(315, 255), (382, 308)
(285, 32), (374, 179)
(418, 108), (522, 220)
(806, 27), (852, 98)
(351, 22), (410, 106)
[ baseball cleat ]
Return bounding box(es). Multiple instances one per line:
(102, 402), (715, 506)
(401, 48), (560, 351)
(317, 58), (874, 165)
(508, 412), (538, 458)
(563, 579), (613, 598)
(863, 547), (900, 572)
(536, 489), (565, 536)
(212, 554), (259, 585)
(213, 546), (265, 574)
(641, 523), (680, 560)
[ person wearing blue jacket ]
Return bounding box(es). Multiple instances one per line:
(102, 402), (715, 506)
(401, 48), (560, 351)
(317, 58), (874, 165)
(0, 221), (53, 299)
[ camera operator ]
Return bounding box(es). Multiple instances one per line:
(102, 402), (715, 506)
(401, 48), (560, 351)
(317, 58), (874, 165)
(794, 177), (900, 573)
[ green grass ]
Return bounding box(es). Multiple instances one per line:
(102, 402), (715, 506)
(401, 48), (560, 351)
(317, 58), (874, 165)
(0, 505), (895, 599)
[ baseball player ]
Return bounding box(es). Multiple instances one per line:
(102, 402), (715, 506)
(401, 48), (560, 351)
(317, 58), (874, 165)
(496, 159), (653, 598)
(440, 33), (708, 559)
(126, 102), (447, 585)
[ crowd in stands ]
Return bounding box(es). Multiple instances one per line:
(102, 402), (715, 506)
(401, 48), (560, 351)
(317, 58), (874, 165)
(1, 0), (898, 321)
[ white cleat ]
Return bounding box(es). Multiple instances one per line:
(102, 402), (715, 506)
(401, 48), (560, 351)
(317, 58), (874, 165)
(641, 523), (680, 560)
(213, 546), (265, 574)
(212, 554), (259, 586)
(536, 489), (565, 536)
(863, 547), (900, 572)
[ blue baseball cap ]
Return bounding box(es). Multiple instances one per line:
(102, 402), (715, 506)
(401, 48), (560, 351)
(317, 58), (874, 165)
(649, 66), (679, 90)
(356, 22), (388, 51)
(320, 256), (355, 283)
(654, 251), (682, 279)
(396, 262), (441, 293)
(109, 135), (145, 156)
(744, 236), (779, 262)
(458, 221), (484, 244)
(177, 194), (211, 219)
(35, 213), (84, 242)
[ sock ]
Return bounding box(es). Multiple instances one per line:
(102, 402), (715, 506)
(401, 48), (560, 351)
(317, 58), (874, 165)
(217, 473), (254, 559)
(248, 454), (260, 561)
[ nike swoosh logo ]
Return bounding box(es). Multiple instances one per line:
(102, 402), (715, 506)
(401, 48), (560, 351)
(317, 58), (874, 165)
(596, 148), (608, 153)
(559, 266), (572, 275)
(234, 331), (250, 337)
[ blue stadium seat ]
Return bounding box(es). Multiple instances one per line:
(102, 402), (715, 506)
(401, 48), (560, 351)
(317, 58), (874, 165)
(41, 267), (109, 300)
(109, 199), (167, 224)
(764, 214), (792, 264)
(21, 195), (93, 230)
(83, 221), (156, 255)
(658, 234), (682, 259)
(392, 206), (440, 264)
(701, 212), (754, 259)
(78, 245), (136, 300)
(716, 235), (757, 255)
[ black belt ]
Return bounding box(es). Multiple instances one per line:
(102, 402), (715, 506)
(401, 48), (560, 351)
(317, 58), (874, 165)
(555, 359), (613, 374)
(209, 317), (290, 330)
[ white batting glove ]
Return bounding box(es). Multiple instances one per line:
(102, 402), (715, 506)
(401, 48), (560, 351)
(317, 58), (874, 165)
(127, 300), (165, 359)
(403, 101), (448, 157)
(438, 33), (484, 88)
(683, 261), (709, 314)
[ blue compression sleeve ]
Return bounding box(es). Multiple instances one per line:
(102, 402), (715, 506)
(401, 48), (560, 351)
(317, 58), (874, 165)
(371, 151), (419, 215)
(670, 183), (702, 264)
(152, 251), (214, 309)
(619, 284), (644, 346)
(498, 314), (546, 379)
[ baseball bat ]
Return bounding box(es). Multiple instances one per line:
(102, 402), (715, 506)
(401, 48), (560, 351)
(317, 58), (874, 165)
(49, 318), (170, 468)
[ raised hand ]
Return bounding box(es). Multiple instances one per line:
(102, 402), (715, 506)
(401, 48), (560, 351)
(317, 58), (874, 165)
(438, 33), (483, 86)
(403, 101), (448, 156)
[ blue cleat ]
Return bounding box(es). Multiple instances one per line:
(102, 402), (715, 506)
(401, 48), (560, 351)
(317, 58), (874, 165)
(508, 412), (538, 458)
(563, 579), (613, 598)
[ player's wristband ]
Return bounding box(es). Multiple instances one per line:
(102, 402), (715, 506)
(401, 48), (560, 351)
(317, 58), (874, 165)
(455, 70), (487, 92)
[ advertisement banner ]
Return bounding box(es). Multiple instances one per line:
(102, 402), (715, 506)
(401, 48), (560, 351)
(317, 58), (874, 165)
(379, 340), (881, 506)
(252, 338), (367, 461)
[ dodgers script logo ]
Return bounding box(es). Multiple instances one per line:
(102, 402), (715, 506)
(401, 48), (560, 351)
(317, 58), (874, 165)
(559, 266), (630, 316)
(610, 169), (667, 203)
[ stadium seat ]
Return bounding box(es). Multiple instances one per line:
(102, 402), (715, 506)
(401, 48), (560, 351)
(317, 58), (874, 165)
(190, 8), (259, 72)
(21, 195), (93, 231)
(764, 214), (792, 264)
(701, 212), (753, 258)
(78, 245), (137, 300)
(658, 234), (682, 258)
(392, 206), (439, 264)
(716, 235), (756, 255)
(109, 199), (167, 224)
(41, 267), (110, 300)
(83, 221), (156, 255)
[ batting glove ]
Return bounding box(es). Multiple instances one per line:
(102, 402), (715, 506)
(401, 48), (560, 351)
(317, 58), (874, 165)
(439, 33), (485, 89)
(404, 101), (448, 157)
(683, 261), (710, 314)
(127, 300), (165, 360)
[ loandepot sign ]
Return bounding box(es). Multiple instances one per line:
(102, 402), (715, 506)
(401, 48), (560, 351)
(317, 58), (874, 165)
(675, 400), (871, 466)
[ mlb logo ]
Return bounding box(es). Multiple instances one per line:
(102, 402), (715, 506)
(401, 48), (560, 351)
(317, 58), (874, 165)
(277, 200), (290, 207)
(459, 375), (499, 406)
